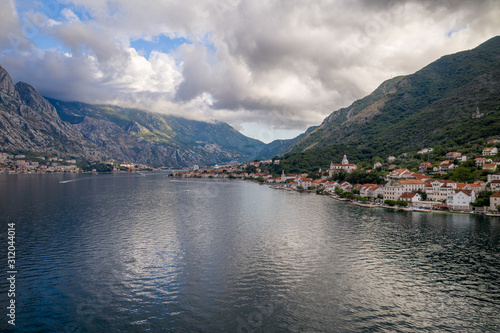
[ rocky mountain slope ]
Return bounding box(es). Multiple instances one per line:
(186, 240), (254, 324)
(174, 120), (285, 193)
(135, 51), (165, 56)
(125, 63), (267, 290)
(0, 64), (267, 167)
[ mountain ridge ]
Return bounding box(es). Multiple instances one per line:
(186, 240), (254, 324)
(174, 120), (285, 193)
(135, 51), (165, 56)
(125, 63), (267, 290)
(0, 63), (273, 167)
(283, 36), (500, 162)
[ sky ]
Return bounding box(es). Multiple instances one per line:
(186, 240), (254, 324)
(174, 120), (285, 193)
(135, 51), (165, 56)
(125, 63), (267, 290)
(1, 0), (500, 143)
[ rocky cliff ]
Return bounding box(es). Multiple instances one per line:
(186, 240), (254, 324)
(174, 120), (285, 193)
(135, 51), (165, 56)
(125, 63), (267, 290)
(0, 64), (268, 167)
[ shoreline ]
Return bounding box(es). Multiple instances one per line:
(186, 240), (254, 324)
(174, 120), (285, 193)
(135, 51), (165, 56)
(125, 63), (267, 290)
(267, 183), (499, 218)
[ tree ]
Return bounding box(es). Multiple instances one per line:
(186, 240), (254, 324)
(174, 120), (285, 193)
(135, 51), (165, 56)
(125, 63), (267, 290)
(245, 165), (257, 173)
(416, 190), (427, 201)
(473, 191), (493, 207)
(450, 166), (473, 182)
(396, 200), (408, 207)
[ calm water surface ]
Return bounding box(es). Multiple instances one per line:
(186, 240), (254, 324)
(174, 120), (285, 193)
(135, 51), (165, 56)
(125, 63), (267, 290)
(0, 173), (499, 332)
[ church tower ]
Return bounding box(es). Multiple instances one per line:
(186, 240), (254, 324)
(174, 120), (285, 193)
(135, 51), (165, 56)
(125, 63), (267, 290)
(342, 155), (349, 165)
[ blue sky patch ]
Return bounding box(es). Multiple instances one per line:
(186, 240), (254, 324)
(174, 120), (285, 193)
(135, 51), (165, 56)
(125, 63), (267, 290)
(131, 35), (191, 58)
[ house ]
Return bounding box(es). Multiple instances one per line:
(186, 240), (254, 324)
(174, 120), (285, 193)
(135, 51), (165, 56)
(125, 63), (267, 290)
(439, 162), (456, 171)
(483, 164), (498, 172)
(297, 178), (313, 188)
(418, 148), (433, 154)
(474, 180), (487, 191)
(425, 180), (457, 202)
(487, 139), (500, 144)
(408, 173), (432, 182)
(483, 147), (498, 156)
(367, 185), (384, 198)
(487, 174), (500, 182)
(374, 162), (383, 169)
(475, 158), (493, 167)
(447, 190), (476, 211)
(389, 164), (396, 170)
(311, 179), (325, 188)
(418, 149), (429, 154)
(490, 180), (500, 192)
(360, 184), (379, 197)
(419, 162), (432, 171)
(328, 155), (357, 177)
(456, 183), (482, 194)
(324, 181), (339, 192)
(446, 152), (462, 159)
(339, 181), (352, 192)
(389, 169), (414, 179)
(400, 192), (422, 203)
(387, 156), (396, 162)
(490, 192), (500, 211)
(383, 179), (426, 200)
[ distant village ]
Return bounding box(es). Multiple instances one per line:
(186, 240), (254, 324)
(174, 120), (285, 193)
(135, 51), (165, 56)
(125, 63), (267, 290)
(0, 153), (154, 174)
(173, 142), (500, 214)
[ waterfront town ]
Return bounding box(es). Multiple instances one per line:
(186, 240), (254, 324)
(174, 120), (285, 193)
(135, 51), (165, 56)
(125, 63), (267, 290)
(172, 149), (500, 214)
(0, 153), (154, 174)
(2, 143), (500, 214)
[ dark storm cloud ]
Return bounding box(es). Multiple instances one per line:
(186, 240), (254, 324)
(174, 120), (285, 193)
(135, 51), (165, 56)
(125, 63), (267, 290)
(1, 0), (500, 138)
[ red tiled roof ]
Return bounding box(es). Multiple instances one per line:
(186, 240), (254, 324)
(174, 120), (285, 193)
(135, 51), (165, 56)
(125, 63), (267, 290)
(397, 179), (425, 184)
(454, 190), (473, 196)
(400, 192), (418, 198)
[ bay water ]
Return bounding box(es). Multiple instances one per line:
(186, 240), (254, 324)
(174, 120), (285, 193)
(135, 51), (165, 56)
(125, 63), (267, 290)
(0, 173), (499, 332)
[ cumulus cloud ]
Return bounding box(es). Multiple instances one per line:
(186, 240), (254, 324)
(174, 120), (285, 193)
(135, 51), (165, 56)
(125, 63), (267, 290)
(0, 0), (31, 51)
(1, 0), (500, 141)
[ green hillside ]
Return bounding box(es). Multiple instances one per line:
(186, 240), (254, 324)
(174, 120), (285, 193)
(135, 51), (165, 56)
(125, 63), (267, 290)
(280, 36), (500, 171)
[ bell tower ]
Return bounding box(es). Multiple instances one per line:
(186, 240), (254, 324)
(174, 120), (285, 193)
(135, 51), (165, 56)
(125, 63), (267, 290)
(342, 155), (349, 165)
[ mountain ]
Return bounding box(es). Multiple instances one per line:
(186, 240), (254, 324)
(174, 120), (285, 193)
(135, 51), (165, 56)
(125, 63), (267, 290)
(281, 36), (500, 170)
(0, 64), (267, 167)
(47, 98), (267, 167)
(0, 67), (107, 160)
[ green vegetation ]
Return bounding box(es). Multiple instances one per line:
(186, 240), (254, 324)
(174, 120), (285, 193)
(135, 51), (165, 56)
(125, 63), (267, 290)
(384, 200), (408, 207)
(78, 162), (113, 172)
(281, 36), (500, 172)
(473, 191), (493, 207)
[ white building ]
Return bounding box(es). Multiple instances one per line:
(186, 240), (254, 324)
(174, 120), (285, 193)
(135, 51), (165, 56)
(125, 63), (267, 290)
(487, 174), (500, 183)
(490, 192), (500, 211)
(328, 155), (357, 177)
(425, 180), (457, 202)
(383, 179), (426, 200)
(447, 190), (476, 211)
(400, 192), (422, 203)
(482, 147), (498, 156)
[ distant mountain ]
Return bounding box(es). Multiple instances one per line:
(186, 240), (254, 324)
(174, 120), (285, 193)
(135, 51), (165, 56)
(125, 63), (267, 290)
(47, 98), (267, 167)
(0, 64), (269, 167)
(281, 36), (500, 170)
